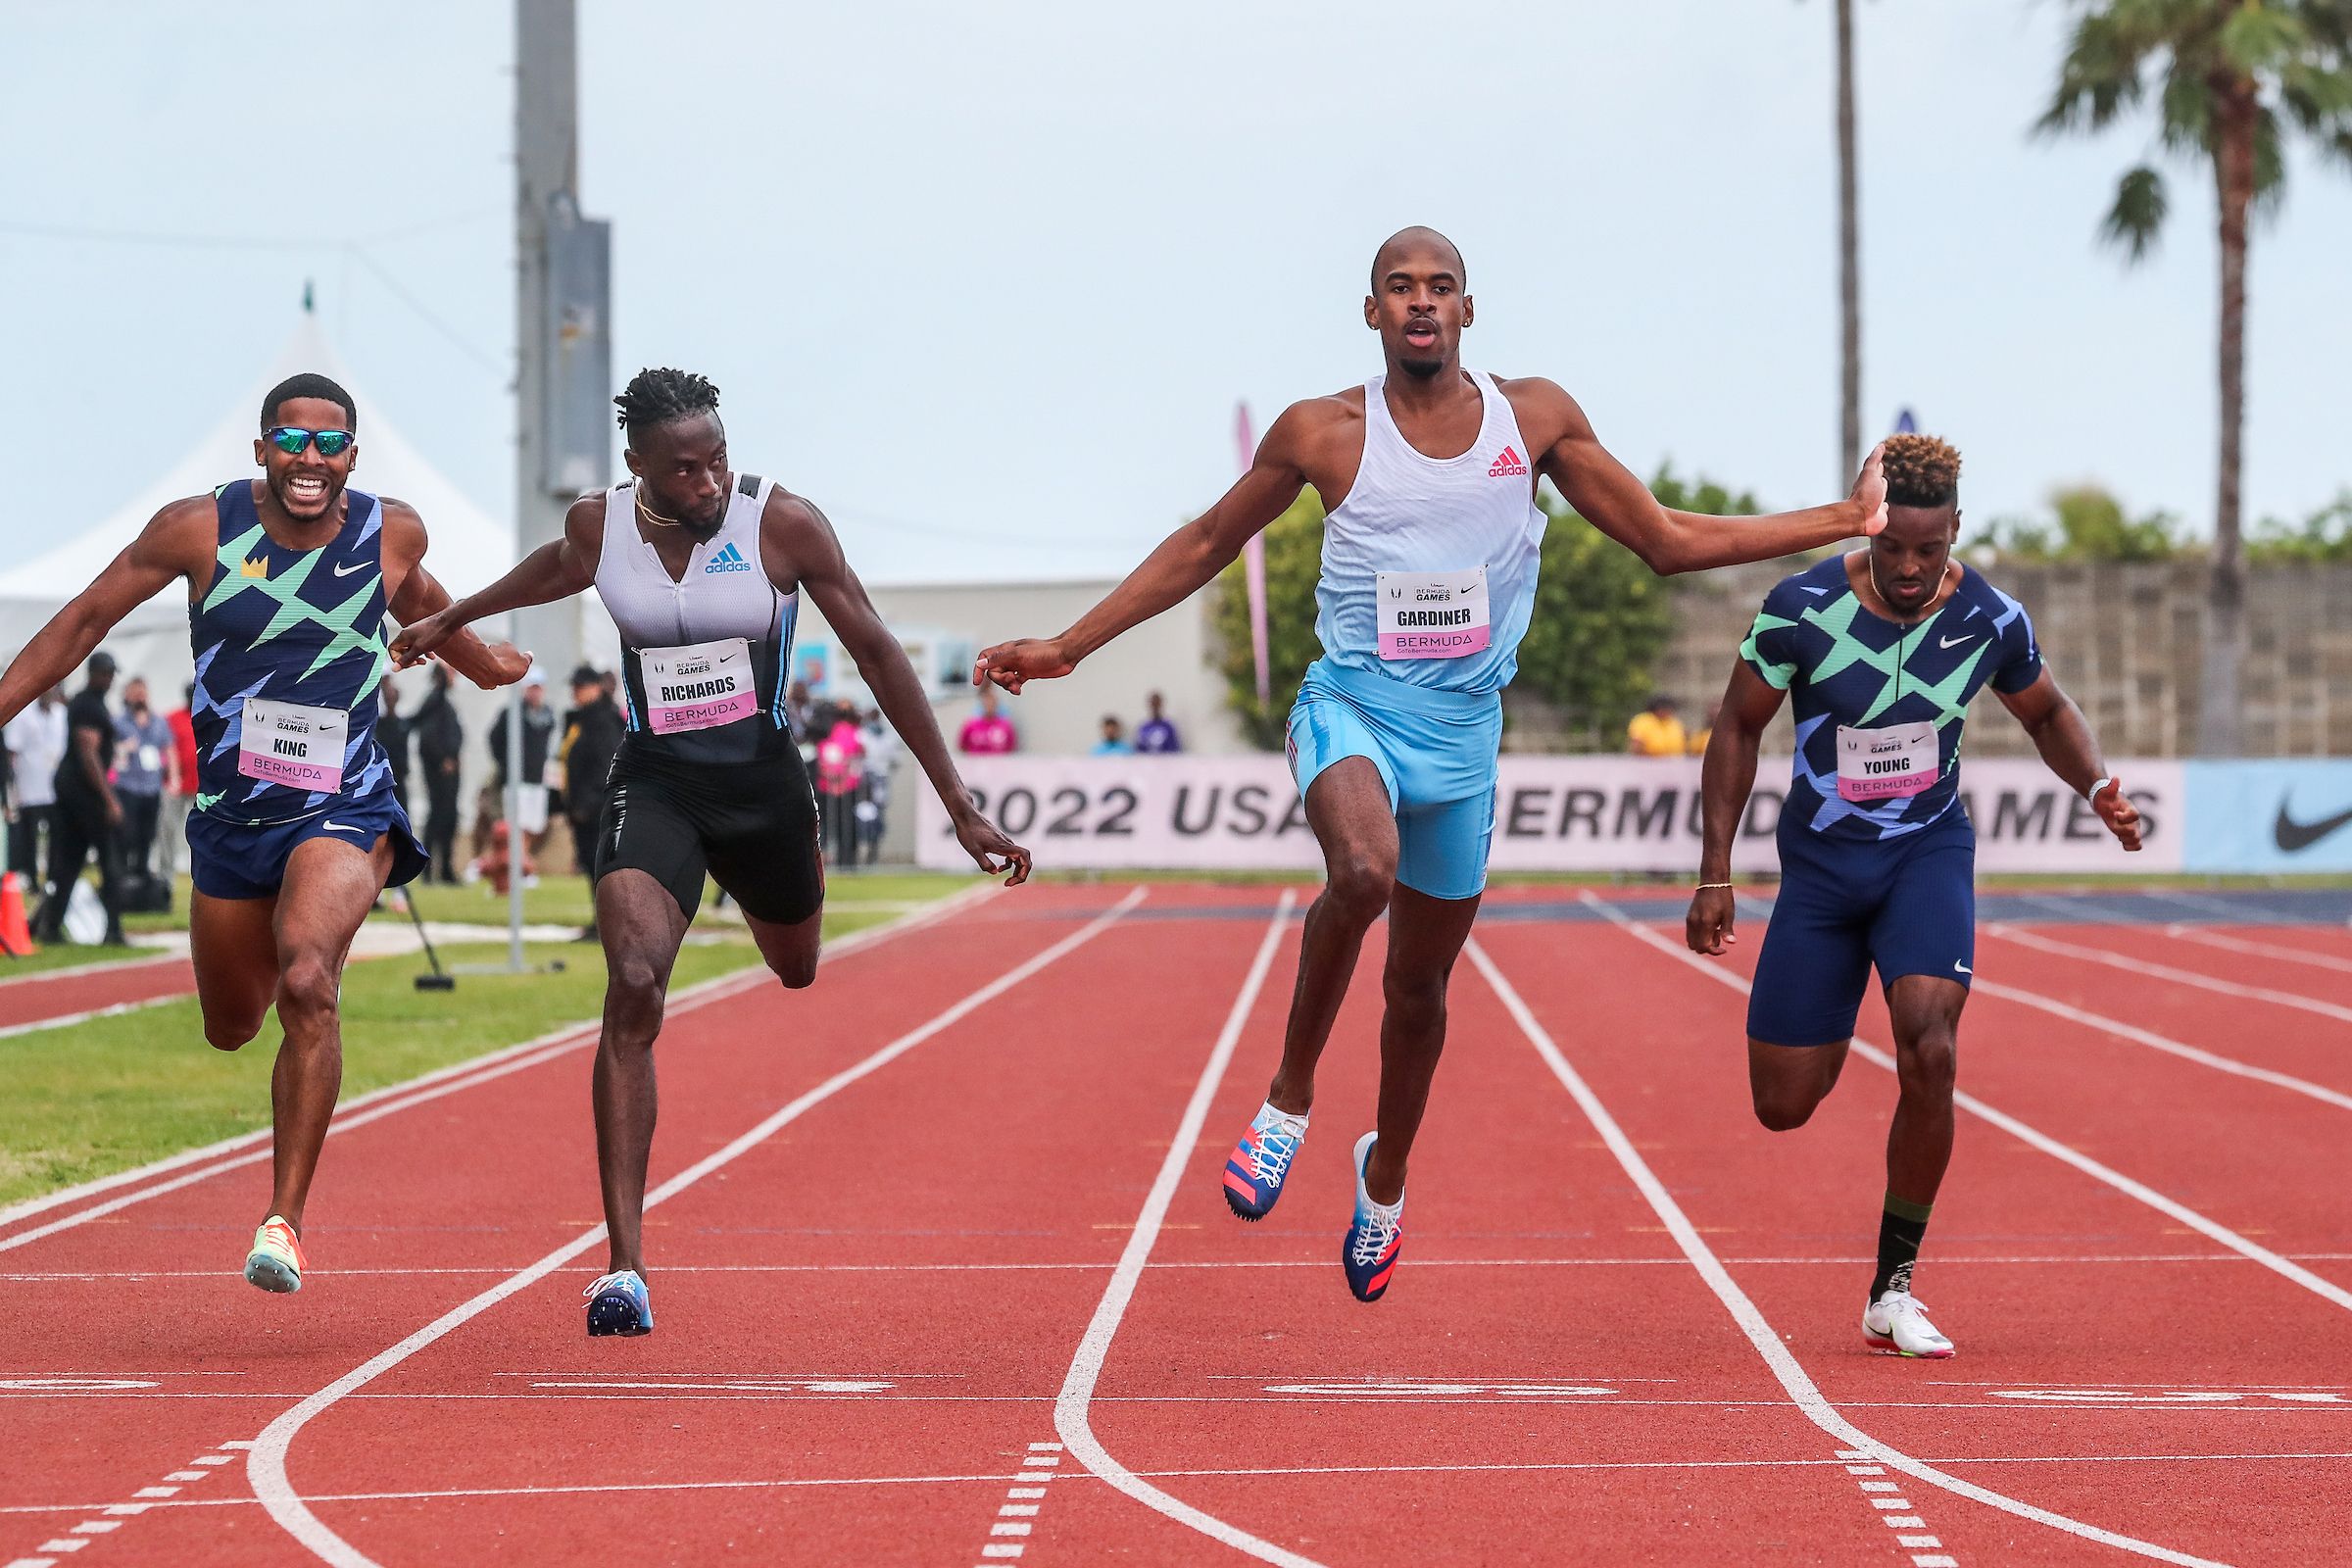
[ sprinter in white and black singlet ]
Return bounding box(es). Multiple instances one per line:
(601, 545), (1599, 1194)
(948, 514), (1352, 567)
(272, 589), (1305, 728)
(396, 368), (1031, 1337)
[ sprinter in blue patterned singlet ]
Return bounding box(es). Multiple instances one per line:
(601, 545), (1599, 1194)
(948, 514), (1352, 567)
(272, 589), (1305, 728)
(977, 226), (1888, 1304)
(1687, 433), (2142, 1358)
(0, 371), (524, 1297)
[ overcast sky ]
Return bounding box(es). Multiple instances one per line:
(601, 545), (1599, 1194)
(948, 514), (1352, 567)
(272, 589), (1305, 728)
(3, 1), (2346, 586)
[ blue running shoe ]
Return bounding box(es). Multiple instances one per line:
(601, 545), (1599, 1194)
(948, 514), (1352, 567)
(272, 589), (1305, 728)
(584, 1269), (654, 1337)
(1222, 1102), (1308, 1220)
(1342, 1132), (1403, 1303)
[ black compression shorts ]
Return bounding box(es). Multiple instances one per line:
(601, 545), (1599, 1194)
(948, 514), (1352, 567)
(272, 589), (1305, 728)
(594, 746), (824, 925)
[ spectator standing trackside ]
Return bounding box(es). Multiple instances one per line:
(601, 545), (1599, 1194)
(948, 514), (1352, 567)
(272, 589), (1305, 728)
(162, 685), (198, 877)
(415, 663), (466, 884)
(957, 686), (1017, 755)
(37, 652), (126, 946)
(3, 685), (67, 892)
(1136, 691), (1182, 754)
(1626, 695), (1688, 758)
(487, 665), (559, 863)
(1092, 715), (1134, 756)
(111, 676), (173, 898)
(858, 707), (901, 865)
(560, 665), (625, 936)
(813, 703), (866, 869)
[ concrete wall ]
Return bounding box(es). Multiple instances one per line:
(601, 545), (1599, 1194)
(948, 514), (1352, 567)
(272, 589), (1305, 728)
(1603, 557), (2352, 759)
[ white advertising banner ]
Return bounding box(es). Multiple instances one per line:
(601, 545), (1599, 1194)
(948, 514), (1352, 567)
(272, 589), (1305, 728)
(919, 757), (2185, 875)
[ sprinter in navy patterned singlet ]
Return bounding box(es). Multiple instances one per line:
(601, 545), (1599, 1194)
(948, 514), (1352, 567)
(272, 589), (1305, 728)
(0, 372), (525, 1296)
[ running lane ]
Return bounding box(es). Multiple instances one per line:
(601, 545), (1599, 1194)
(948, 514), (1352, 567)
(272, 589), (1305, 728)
(0, 887), (1117, 1567)
(1475, 910), (2352, 1567)
(266, 887), (1285, 1567)
(0, 952), (193, 1029)
(1057, 908), (1918, 1567)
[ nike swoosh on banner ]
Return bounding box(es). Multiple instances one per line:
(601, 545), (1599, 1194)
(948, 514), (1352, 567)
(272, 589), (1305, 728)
(2274, 802), (2352, 854)
(332, 562), (368, 577)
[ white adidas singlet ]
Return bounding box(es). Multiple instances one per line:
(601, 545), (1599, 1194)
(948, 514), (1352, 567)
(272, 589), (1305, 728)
(596, 474), (799, 762)
(1313, 369), (1547, 695)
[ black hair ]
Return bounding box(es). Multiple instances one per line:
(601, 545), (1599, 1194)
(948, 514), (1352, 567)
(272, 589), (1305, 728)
(614, 367), (720, 444)
(261, 372), (357, 431)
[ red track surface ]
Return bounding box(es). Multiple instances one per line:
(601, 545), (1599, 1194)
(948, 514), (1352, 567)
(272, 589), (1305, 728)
(4, 885), (2347, 1566)
(0, 954), (193, 1030)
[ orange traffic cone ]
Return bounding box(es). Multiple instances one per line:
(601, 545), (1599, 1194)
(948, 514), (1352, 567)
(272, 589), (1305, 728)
(0, 872), (37, 957)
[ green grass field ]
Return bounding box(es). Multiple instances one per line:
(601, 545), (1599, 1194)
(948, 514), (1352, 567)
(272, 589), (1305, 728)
(0, 878), (964, 1207)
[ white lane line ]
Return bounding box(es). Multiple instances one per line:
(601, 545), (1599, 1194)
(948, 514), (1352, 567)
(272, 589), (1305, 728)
(1054, 893), (1320, 1568)
(16, 1250), (2352, 1283)
(0, 951), (183, 989)
(967, 1444), (1063, 1564)
(248, 888), (1146, 1568)
(1988, 921), (2352, 1027)
(1472, 927), (2227, 1568)
(0, 994), (185, 1043)
(0, 883), (996, 1245)
(1588, 893), (2352, 1318)
(1971, 975), (2352, 1112)
(2160, 925), (2352, 978)
(11, 1442), (242, 1564)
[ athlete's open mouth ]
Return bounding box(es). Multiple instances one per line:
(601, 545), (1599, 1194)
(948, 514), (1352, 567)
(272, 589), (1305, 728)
(1402, 320), (1440, 348)
(285, 474), (331, 508)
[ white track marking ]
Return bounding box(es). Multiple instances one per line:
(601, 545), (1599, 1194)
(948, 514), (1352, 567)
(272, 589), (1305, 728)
(1589, 894), (2352, 1317)
(1988, 921), (2352, 1026)
(247, 889), (1143, 1568)
(1053, 894), (1322, 1568)
(1970, 975), (2352, 1111)
(1471, 929), (2230, 1568)
(0, 994), (183, 1042)
(2158, 923), (2352, 978)
(0, 951), (182, 989)
(965, 1444), (1063, 1562)
(0, 883), (995, 1242)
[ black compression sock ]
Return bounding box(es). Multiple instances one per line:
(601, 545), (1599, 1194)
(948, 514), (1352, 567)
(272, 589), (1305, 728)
(1871, 1193), (1933, 1301)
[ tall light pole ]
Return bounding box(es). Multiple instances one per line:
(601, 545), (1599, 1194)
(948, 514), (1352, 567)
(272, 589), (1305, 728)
(510, 0), (610, 963)
(1834, 0), (1862, 484)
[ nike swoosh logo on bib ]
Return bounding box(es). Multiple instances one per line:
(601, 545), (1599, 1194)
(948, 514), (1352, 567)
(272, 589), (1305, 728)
(2275, 803), (2352, 853)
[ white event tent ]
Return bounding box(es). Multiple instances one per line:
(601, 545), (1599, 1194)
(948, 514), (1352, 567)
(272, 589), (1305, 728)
(0, 307), (519, 697)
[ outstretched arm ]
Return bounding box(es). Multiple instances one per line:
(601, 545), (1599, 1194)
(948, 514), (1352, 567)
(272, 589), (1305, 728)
(0, 500), (205, 728)
(973, 403), (1318, 692)
(1688, 662), (1786, 955)
(390, 497), (602, 670)
(379, 506), (530, 689)
(1996, 670), (2141, 851)
(772, 494), (1031, 884)
(1523, 379), (1886, 575)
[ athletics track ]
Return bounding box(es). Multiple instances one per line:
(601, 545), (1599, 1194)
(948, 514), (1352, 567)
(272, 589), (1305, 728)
(2, 880), (2348, 1566)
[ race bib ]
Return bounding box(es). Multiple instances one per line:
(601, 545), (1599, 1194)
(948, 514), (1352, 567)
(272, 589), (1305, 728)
(1377, 566), (1491, 661)
(238, 698), (347, 793)
(1836, 720), (1938, 802)
(641, 637), (758, 734)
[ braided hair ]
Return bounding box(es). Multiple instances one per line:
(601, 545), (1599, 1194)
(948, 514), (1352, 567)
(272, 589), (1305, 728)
(613, 367), (719, 445)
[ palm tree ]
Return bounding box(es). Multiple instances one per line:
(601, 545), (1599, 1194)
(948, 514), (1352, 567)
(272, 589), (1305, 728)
(2039, 2), (2352, 756)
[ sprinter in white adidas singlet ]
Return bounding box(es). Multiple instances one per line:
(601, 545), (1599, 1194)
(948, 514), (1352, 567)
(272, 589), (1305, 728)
(976, 227), (1890, 1303)
(395, 368), (1030, 1337)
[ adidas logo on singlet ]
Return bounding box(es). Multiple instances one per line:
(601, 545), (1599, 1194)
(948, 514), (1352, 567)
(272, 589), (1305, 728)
(1488, 445), (1529, 478)
(705, 541), (754, 575)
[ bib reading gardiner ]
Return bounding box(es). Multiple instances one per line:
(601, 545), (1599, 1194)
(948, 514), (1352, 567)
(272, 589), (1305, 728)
(1835, 720), (1937, 802)
(641, 637), (757, 735)
(1377, 567), (1491, 661)
(237, 698), (347, 793)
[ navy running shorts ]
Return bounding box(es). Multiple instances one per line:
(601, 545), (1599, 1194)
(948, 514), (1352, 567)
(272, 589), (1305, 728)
(187, 790), (428, 902)
(1746, 808), (1976, 1048)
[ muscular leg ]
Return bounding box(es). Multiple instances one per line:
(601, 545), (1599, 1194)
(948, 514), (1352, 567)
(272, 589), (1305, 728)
(1264, 758), (1398, 1119)
(1748, 1036), (1853, 1131)
(593, 869), (691, 1277)
(266, 832), (396, 1230)
(1883, 975), (1965, 1205)
(190, 892), (278, 1051)
(1360, 883), (1481, 1205)
(746, 906), (821, 990)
